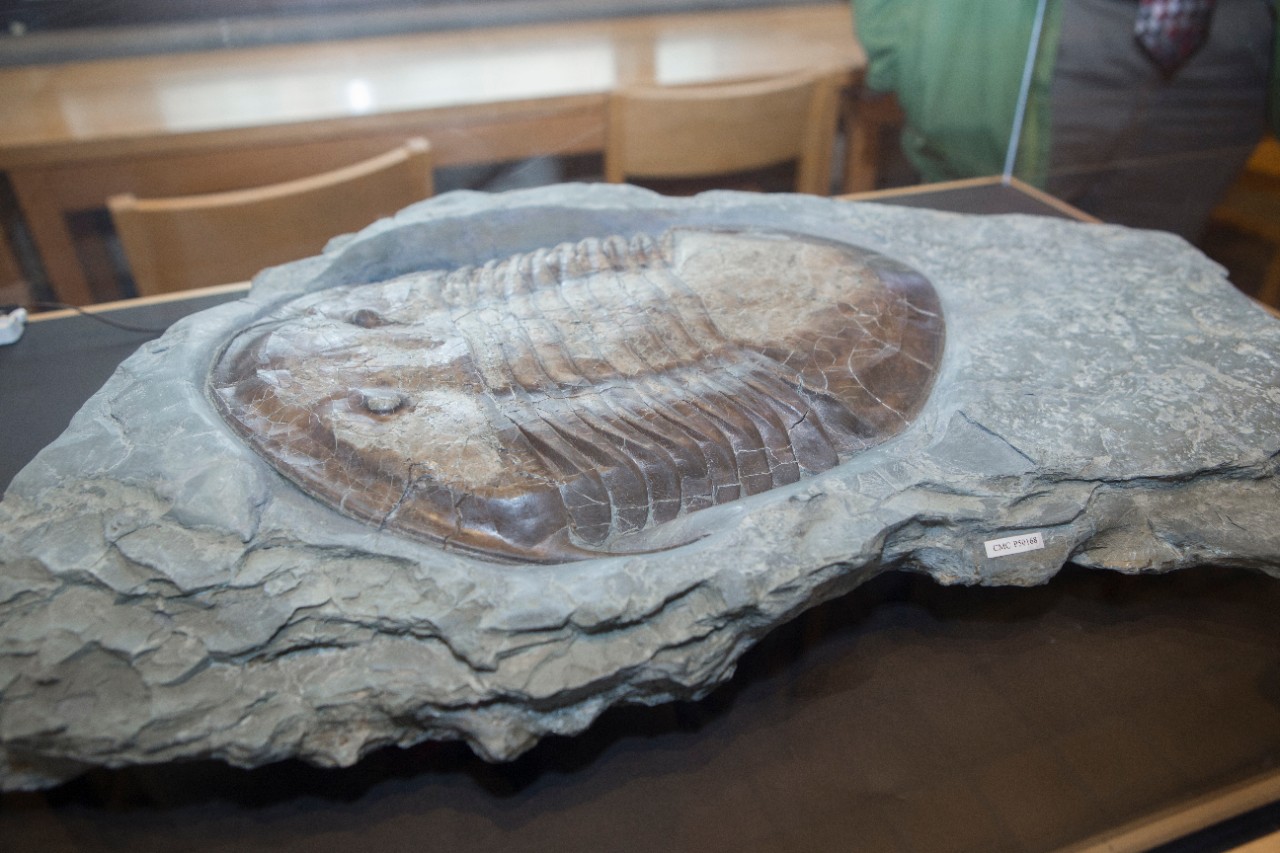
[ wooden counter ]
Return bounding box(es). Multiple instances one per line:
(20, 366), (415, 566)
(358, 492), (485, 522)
(0, 2), (863, 305)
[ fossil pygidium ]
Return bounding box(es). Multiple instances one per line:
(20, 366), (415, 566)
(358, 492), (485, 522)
(209, 229), (944, 563)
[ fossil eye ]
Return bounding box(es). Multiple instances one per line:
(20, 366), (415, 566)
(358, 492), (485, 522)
(349, 308), (385, 328)
(359, 389), (406, 414)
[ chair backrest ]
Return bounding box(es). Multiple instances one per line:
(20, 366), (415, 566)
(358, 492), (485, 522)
(604, 70), (845, 196)
(108, 137), (434, 296)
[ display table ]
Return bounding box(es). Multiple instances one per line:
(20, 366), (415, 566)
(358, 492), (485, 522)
(2, 181), (1278, 853)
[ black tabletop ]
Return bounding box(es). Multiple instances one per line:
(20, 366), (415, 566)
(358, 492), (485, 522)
(1, 291), (240, 492)
(3, 182), (1277, 853)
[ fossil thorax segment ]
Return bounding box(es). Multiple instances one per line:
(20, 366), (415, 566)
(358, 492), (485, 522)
(209, 228), (944, 563)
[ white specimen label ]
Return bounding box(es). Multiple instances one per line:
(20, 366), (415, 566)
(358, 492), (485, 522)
(983, 531), (1045, 559)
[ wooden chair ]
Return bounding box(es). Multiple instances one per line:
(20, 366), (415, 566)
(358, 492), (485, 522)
(108, 137), (433, 296)
(0, 227), (29, 307)
(1209, 135), (1280, 310)
(604, 70), (846, 196)
(840, 90), (905, 194)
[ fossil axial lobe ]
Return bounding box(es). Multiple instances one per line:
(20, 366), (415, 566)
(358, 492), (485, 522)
(209, 228), (945, 563)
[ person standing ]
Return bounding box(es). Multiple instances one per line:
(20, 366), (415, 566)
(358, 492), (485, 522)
(851, 0), (1278, 240)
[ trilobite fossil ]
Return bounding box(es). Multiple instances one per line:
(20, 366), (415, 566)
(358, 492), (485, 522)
(209, 228), (944, 563)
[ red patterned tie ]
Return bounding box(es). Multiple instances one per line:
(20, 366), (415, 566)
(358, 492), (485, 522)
(1134, 0), (1217, 76)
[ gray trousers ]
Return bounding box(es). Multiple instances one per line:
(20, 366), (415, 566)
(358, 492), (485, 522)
(1046, 0), (1274, 240)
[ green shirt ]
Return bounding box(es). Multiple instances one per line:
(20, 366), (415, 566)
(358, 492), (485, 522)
(851, 0), (1279, 186)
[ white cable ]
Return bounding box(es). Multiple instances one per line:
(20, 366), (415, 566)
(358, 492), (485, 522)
(1003, 0), (1050, 183)
(0, 307), (27, 346)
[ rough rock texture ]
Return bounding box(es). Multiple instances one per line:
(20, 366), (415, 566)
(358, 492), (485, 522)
(1, 185), (1278, 790)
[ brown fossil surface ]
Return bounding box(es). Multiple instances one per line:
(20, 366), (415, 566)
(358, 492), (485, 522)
(209, 228), (945, 563)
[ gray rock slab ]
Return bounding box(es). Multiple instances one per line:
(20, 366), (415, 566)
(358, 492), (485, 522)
(1, 184), (1278, 790)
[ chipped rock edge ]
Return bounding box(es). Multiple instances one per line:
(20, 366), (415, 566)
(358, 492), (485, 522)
(1, 184), (1278, 790)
